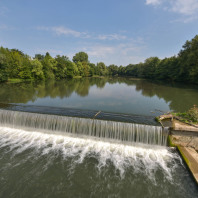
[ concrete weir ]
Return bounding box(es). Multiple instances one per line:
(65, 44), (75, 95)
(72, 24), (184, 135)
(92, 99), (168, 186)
(161, 118), (198, 184)
(177, 146), (198, 184)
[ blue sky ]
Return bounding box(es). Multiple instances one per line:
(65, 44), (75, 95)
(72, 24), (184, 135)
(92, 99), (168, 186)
(0, 0), (198, 65)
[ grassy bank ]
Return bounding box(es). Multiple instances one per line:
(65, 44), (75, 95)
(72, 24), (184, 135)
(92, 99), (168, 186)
(7, 78), (32, 83)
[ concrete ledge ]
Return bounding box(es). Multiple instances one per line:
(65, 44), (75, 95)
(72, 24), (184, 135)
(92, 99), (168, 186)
(174, 120), (198, 132)
(171, 130), (198, 137)
(177, 146), (198, 184)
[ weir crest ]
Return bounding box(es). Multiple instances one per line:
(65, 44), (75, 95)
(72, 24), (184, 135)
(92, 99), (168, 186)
(0, 109), (168, 146)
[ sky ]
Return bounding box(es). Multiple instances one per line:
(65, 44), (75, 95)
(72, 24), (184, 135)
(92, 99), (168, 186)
(0, 0), (198, 66)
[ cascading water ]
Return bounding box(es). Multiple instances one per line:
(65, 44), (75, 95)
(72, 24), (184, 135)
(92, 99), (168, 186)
(0, 109), (168, 146)
(0, 109), (198, 198)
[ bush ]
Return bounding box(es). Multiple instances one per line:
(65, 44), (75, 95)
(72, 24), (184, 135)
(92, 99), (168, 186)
(187, 105), (198, 123)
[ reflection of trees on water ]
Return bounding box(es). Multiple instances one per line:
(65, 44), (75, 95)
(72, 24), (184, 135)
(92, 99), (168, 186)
(0, 78), (108, 104)
(128, 79), (198, 112)
(0, 82), (37, 103)
(0, 77), (198, 112)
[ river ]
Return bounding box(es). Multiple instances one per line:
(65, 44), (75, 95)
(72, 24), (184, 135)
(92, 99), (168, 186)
(0, 77), (198, 197)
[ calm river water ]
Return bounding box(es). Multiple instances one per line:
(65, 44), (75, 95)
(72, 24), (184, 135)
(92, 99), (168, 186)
(0, 77), (198, 116)
(0, 77), (198, 198)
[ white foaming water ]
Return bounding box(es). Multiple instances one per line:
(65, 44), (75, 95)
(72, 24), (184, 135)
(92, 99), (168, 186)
(0, 127), (180, 182)
(0, 110), (168, 146)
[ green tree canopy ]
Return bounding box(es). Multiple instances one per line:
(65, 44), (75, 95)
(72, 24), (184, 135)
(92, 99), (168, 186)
(178, 35), (198, 83)
(55, 55), (69, 79)
(42, 52), (57, 79)
(34, 54), (45, 61)
(108, 64), (118, 76)
(97, 62), (108, 76)
(72, 52), (88, 63)
(0, 53), (8, 82)
(31, 59), (44, 80)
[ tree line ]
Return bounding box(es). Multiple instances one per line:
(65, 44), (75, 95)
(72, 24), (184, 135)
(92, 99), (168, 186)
(0, 35), (198, 84)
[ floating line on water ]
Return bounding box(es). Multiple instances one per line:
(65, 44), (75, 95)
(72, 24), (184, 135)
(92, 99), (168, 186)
(93, 111), (101, 119)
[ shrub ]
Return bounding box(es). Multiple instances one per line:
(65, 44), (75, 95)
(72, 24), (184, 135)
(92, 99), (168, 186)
(187, 105), (198, 123)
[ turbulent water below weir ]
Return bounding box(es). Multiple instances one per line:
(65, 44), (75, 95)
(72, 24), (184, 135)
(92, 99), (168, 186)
(0, 127), (198, 198)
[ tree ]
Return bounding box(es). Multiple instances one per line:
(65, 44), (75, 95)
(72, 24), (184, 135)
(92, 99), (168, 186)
(125, 64), (135, 76)
(76, 62), (83, 76)
(34, 54), (45, 61)
(96, 62), (108, 76)
(72, 52), (88, 63)
(76, 61), (90, 77)
(6, 50), (23, 78)
(42, 52), (57, 79)
(0, 53), (8, 82)
(82, 61), (90, 77)
(108, 64), (118, 76)
(31, 59), (44, 80)
(4, 49), (32, 79)
(178, 35), (198, 84)
(55, 55), (69, 79)
(142, 57), (160, 79)
(66, 61), (78, 78)
(156, 57), (179, 81)
(18, 55), (32, 79)
(118, 66), (126, 76)
(89, 63), (96, 76)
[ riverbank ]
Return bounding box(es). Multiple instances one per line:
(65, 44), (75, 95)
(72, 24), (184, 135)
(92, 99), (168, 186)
(7, 78), (32, 83)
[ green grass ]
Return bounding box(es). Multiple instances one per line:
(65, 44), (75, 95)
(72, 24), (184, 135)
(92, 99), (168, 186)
(7, 78), (32, 83)
(156, 106), (198, 125)
(73, 76), (82, 79)
(172, 111), (198, 125)
(91, 75), (105, 78)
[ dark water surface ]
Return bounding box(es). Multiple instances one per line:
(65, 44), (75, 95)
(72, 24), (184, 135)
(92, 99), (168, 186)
(0, 77), (198, 116)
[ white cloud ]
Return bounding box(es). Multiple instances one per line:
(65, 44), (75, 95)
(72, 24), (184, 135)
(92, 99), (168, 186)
(76, 42), (146, 65)
(146, 0), (198, 22)
(52, 26), (90, 38)
(170, 0), (198, 16)
(84, 45), (115, 57)
(36, 26), (145, 64)
(146, 0), (162, 5)
(37, 26), (89, 38)
(37, 26), (127, 41)
(97, 34), (126, 40)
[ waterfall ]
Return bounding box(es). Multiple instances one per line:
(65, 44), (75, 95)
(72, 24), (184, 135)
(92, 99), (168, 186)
(0, 109), (168, 146)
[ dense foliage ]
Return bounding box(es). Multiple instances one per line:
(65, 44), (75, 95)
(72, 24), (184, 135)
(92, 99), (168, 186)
(0, 35), (198, 84)
(115, 35), (198, 84)
(186, 105), (198, 123)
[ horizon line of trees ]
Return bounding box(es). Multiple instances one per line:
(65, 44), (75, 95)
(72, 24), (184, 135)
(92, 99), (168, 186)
(0, 34), (198, 84)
